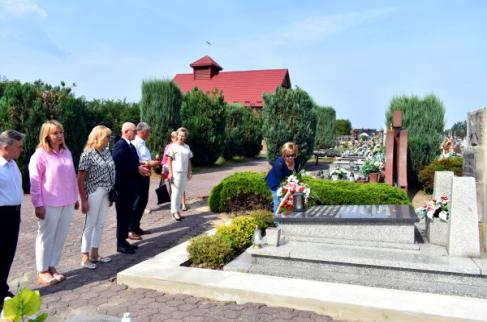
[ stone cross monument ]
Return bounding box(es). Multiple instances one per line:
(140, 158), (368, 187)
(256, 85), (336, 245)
(463, 107), (487, 251)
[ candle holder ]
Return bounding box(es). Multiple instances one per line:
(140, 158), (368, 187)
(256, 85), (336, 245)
(293, 192), (305, 212)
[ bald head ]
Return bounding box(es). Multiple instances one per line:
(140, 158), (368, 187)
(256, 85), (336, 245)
(121, 122), (136, 140)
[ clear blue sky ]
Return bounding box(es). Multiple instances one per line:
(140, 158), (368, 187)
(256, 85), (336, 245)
(1, 0), (486, 129)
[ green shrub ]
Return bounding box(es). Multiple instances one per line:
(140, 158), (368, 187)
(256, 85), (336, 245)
(85, 99), (140, 136)
(223, 104), (263, 159)
(302, 177), (410, 205)
(208, 172), (272, 213)
(247, 209), (275, 230)
(186, 235), (233, 269)
(140, 80), (182, 155)
(0, 80), (88, 192)
(181, 88), (226, 165)
(385, 94), (445, 185)
(262, 87), (317, 165)
(216, 216), (257, 251)
(315, 106), (336, 149)
(418, 157), (464, 193)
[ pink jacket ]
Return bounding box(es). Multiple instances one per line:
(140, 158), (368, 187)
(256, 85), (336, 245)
(29, 148), (79, 208)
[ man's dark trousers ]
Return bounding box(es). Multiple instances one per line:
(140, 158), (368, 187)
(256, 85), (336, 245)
(0, 205), (21, 305)
(130, 176), (150, 234)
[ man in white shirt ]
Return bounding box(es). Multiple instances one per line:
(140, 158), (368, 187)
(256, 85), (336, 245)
(130, 122), (159, 239)
(0, 130), (24, 308)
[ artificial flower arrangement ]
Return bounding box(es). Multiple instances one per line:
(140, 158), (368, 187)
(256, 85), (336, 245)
(330, 167), (350, 180)
(361, 152), (385, 176)
(415, 194), (450, 222)
(276, 172), (311, 214)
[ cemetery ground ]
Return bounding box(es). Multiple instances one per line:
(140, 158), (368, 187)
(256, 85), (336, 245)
(7, 158), (343, 322)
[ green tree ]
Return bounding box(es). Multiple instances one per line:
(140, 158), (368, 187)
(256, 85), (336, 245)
(85, 99), (140, 137)
(315, 106), (336, 149)
(0, 80), (88, 191)
(336, 119), (352, 136)
(140, 79), (182, 156)
(223, 104), (263, 159)
(262, 87), (317, 164)
(181, 88), (226, 165)
(385, 94), (445, 185)
(448, 120), (467, 138)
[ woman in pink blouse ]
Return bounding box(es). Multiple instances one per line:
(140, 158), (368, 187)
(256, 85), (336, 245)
(29, 120), (79, 286)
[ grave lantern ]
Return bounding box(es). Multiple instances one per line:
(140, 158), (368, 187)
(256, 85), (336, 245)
(293, 192), (305, 212)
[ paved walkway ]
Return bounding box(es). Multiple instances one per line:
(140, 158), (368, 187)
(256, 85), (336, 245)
(8, 159), (342, 321)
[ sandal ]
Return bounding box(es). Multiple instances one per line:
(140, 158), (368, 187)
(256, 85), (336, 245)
(37, 273), (58, 286)
(81, 261), (97, 270)
(90, 256), (112, 263)
(172, 213), (181, 221)
(52, 272), (66, 282)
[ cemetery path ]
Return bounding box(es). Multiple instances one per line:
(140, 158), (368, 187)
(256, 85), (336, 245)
(7, 159), (343, 322)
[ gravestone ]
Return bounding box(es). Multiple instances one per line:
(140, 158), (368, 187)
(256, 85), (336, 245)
(384, 111), (408, 190)
(448, 176), (480, 257)
(433, 171), (453, 200)
(464, 107), (487, 251)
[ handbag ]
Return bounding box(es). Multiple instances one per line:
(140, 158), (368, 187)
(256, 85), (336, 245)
(155, 179), (171, 205)
(108, 188), (118, 203)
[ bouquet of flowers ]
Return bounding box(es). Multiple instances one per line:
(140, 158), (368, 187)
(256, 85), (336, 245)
(276, 173), (311, 213)
(330, 167), (349, 180)
(415, 194), (450, 221)
(361, 152), (385, 176)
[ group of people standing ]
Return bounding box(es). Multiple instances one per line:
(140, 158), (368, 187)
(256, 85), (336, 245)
(0, 120), (193, 306)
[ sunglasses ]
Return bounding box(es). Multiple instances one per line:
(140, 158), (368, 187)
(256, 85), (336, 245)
(285, 154), (296, 158)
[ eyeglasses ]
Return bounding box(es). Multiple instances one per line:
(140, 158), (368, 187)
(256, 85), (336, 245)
(285, 154), (296, 158)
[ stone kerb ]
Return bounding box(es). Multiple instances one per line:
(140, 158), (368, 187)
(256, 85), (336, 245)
(448, 176), (481, 257)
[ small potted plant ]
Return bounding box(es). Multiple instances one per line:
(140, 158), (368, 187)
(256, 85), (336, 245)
(361, 154), (384, 183)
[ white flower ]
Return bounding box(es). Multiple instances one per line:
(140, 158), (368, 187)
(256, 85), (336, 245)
(439, 210), (448, 221)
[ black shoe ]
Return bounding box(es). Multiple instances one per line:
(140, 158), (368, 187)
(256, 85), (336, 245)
(127, 244), (138, 250)
(117, 246), (135, 254)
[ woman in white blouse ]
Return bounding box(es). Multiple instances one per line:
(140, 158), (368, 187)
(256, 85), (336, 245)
(167, 127), (192, 221)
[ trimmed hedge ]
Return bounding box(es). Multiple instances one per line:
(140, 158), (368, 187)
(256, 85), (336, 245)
(208, 172), (272, 213)
(216, 216), (256, 251)
(418, 157), (464, 193)
(248, 209), (274, 230)
(302, 177), (410, 206)
(186, 235), (233, 269)
(209, 172), (410, 213)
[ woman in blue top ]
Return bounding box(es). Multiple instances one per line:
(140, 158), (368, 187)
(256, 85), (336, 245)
(265, 142), (301, 216)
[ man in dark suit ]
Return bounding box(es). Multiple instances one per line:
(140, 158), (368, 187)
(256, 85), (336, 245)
(111, 122), (151, 254)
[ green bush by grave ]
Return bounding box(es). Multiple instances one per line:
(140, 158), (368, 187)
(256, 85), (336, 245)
(208, 172), (272, 213)
(315, 106), (336, 149)
(140, 79), (182, 155)
(247, 209), (275, 230)
(302, 176), (410, 206)
(85, 99), (140, 136)
(262, 87), (317, 165)
(181, 88), (226, 165)
(223, 104), (263, 159)
(186, 235), (234, 269)
(418, 157), (464, 194)
(216, 216), (256, 251)
(385, 94), (445, 185)
(336, 119), (352, 136)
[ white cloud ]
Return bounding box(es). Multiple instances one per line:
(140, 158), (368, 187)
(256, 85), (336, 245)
(0, 0), (47, 19)
(269, 7), (395, 46)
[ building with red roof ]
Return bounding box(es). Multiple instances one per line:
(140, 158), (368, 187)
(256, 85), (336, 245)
(173, 55), (291, 108)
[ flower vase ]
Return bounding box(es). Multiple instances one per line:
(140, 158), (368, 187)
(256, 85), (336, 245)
(368, 172), (379, 183)
(426, 217), (448, 246)
(331, 175), (338, 181)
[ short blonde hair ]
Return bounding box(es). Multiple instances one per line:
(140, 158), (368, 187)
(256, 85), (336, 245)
(84, 125), (112, 151)
(37, 120), (67, 152)
(177, 127), (189, 137)
(280, 142), (298, 157)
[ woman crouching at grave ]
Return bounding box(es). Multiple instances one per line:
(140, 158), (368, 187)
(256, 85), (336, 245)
(265, 142), (301, 218)
(77, 125), (115, 270)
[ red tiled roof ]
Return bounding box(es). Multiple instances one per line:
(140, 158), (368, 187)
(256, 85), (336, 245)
(190, 55), (222, 70)
(173, 68), (290, 107)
